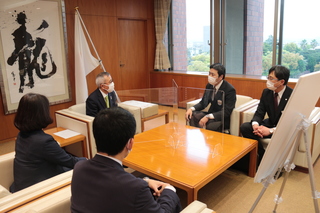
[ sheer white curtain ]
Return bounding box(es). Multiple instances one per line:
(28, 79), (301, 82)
(154, 0), (171, 70)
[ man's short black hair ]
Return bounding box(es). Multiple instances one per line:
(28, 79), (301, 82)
(209, 63), (226, 79)
(93, 107), (136, 155)
(269, 65), (290, 85)
(14, 93), (53, 132)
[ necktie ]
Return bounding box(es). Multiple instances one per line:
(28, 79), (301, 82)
(274, 92), (278, 111)
(105, 95), (110, 108)
(211, 87), (216, 101)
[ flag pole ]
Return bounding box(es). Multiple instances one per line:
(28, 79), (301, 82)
(75, 7), (106, 72)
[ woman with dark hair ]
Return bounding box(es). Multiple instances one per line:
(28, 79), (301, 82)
(10, 93), (86, 192)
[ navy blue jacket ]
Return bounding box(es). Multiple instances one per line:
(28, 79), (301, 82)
(71, 155), (181, 213)
(86, 88), (118, 117)
(10, 130), (85, 192)
(193, 80), (236, 129)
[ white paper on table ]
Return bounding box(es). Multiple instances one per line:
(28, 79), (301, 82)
(53, 129), (81, 139)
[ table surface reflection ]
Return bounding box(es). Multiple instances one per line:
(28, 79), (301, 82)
(123, 122), (257, 204)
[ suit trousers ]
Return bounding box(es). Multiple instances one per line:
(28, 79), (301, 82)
(240, 122), (273, 164)
(190, 111), (222, 132)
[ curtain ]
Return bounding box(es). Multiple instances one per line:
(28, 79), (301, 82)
(154, 0), (171, 70)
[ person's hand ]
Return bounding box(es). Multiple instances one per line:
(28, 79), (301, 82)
(185, 109), (193, 121)
(253, 125), (271, 138)
(147, 179), (170, 197)
(199, 116), (209, 128)
(252, 124), (259, 131)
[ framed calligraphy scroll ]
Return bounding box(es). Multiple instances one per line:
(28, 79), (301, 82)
(0, 0), (71, 114)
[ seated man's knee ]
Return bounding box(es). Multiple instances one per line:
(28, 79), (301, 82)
(240, 122), (251, 132)
(206, 121), (222, 132)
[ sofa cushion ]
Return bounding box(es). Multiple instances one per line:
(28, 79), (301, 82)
(0, 185), (11, 198)
(68, 103), (86, 115)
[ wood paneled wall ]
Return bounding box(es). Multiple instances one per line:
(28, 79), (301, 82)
(150, 71), (320, 107)
(0, 0), (155, 143)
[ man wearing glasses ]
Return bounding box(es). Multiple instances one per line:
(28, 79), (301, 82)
(240, 65), (293, 166)
(86, 72), (119, 117)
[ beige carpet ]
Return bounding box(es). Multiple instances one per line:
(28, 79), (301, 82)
(2, 106), (320, 212)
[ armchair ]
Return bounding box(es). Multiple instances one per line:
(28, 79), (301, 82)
(0, 170), (72, 212)
(55, 103), (142, 158)
(242, 106), (320, 171)
(186, 94), (254, 135)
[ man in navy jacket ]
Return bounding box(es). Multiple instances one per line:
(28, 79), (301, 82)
(185, 63), (236, 132)
(240, 65), (292, 164)
(71, 107), (181, 213)
(86, 72), (118, 117)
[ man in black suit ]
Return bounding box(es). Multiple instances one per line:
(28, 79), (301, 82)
(86, 72), (119, 117)
(240, 65), (293, 164)
(71, 107), (181, 213)
(185, 63), (236, 132)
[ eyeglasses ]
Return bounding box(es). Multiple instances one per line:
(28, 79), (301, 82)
(267, 76), (279, 81)
(102, 79), (113, 86)
(209, 72), (217, 77)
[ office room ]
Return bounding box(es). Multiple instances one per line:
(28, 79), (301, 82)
(0, 0), (320, 212)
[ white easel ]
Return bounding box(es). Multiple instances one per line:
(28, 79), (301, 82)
(249, 114), (320, 213)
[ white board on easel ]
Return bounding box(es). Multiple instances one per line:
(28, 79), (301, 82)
(254, 71), (320, 183)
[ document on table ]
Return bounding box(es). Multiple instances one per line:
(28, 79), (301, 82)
(54, 129), (81, 139)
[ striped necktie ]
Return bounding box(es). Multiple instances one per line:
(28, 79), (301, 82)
(211, 87), (216, 101)
(105, 95), (110, 108)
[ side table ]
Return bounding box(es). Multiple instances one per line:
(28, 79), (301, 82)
(45, 127), (88, 158)
(141, 109), (169, 132)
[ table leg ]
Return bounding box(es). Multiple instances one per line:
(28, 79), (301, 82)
(164, 112), (169, 124)
(186, 188), (195, 204)
(81, 139), (88, 158)
(248, 143), (257, 177)
(141, 122), (145, 132)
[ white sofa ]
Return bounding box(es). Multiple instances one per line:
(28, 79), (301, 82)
(10, 186), (215, 213)
(186, 94), (255, 135)
(242, 106), (320, 171)
(55, 103), (142, 158)
(0, 169), (72, 213)
(0, 152), (15, 192)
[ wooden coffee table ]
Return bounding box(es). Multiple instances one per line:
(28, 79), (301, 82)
(123, 122), (257, 204)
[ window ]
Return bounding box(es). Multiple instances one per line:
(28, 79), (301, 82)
(169, 0), (318, 78)
(186, 0), (211, 72)
(281, 0), (320, 78)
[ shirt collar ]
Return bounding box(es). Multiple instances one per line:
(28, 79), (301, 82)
(276, 85), (286, 99)
(96, 153), (122, 166)
(99, 89), (108, 98)
(215, 79), (223, 91)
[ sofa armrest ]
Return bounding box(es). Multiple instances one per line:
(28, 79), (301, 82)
(293, 107), (320, 169)
(234, 95), (253, 108)
(181, 200), (215, 213)
(0, 152), (15, 190)
(55, 109), (95, 158)
(118, 102), (142, 134)
(186, 99), (211, 113)
(230, 99), (259, 136)
(0, 170), (72, 212)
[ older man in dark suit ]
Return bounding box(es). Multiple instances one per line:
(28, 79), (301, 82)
(240, 65), (293, 164)
(71, 107), (181, 213)
(86, 72), (119, 117)
(185, 63), (236, 132)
